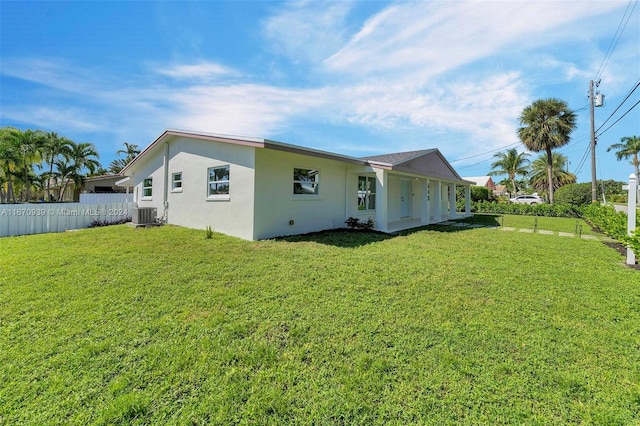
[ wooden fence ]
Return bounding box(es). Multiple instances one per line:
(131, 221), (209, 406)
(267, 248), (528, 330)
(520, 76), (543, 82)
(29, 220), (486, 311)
(0, 202), (135, 237)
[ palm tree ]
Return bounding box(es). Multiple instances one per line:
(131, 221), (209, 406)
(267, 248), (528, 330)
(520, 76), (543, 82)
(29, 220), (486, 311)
(607, 135), (640, 179)
(529, 152), (576, 196)
(517, 98), (576, 204)
(109, 142), (140, 174)
(11, 128), (45, 202)
(41, 132), (73, 201)
(488, 148), (530, 197)
(56, 142), (101, 201)
(0, 126), (20, 203)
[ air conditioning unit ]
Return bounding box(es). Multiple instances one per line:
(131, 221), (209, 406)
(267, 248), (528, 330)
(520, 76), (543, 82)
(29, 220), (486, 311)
(132, 207), (157, 225)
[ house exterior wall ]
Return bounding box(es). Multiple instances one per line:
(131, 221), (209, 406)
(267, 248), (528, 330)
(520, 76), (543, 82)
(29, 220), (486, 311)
(253, 148), (348, 239)
(132, 136), (256, 240)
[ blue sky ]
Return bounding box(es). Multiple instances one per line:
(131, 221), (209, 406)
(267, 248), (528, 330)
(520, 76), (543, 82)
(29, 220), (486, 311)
(1, 0), (639, 184)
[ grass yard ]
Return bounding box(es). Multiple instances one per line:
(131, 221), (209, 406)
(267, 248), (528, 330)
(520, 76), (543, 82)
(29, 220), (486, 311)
(1, 222), (639, 425)
(454, 214), (601, 236)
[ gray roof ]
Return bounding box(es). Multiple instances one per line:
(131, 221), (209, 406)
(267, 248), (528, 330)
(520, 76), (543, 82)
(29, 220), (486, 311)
(360, 149), (437, 165)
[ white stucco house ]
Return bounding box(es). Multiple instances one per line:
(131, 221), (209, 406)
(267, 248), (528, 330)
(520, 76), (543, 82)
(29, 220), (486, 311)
(119, 129), (472, 240)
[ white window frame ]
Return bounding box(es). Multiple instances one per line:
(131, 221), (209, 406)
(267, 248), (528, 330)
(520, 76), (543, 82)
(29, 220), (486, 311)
(207, 165), (230, 201)
(142, 177), (153, 199)
(358, 175), (376, 211)
(293, 167), (320, 198)
(171, 172), (182, 192)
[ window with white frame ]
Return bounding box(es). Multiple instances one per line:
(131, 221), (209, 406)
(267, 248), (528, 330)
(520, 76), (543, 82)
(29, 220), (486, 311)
(207, 165), (230, 198)
(142, 177), (153, 198)
(293, 168), (319, 195)
(172, 172), (182, 191)
(358, 176), (376, 210)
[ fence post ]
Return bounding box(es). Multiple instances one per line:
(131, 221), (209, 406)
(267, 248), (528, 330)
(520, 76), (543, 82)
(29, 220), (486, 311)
(627, 174), (637, 265)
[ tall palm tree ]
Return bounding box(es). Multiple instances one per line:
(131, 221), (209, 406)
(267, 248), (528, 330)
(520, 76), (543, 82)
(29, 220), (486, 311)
(41, 132), (73, 201)
(70, 142), (101, 176)
(529, 152), (576, 195)
(0, 126), (20, 203)
(109, 142), (140, 174)
(607, 135), (640, 179)
(517, 98), (576, 204)
(488, 148), (530, 196)
(55, 142), (101, 201)
(11, 128), (45, 202)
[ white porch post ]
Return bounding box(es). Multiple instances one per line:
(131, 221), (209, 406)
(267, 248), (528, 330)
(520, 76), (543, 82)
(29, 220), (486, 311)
(421, 179), (430, 225)
(433, 180), (442, 223)
(440, 184), (448, 219)
(448, 183), (456, 219)
(626, 174), (637, 265)
(465, 185), (471, 217)
(375, 169), (388, 232)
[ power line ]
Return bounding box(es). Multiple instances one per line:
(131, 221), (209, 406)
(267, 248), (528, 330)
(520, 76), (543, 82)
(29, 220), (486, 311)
(594, 0), (638, 81)
(574, 142), (592, 175)
(596, 98), (640, 137)
(449, 141), (522, 163)
(595, 79), (640, 133)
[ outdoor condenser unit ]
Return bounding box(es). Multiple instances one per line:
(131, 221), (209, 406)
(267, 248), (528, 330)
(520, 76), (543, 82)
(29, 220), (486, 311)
(132, 207), (157, 225)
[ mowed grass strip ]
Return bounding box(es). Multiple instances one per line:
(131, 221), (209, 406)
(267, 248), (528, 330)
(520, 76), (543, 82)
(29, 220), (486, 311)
(1, 223), (639, 425)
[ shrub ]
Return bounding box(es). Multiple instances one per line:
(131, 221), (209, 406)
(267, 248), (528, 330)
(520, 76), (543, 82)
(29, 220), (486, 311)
(580, 203), (640, 257)
(345, 217), (375, 230)
(470, 201), (580, 217)
(89, 218), (131, 228)
(554, 183), (592, 207)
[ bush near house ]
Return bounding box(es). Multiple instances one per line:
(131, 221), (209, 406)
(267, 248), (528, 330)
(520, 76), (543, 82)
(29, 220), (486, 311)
(554, 183), (593, 207)
(554, 181), (628, 206)
(455, 186), (493, 211)
(581, 203), (640, 257)
(469, 201), (580, 217)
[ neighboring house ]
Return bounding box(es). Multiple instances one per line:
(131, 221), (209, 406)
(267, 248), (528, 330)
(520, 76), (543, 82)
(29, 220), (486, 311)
(120, 129), (472, 240)
(462, 176), (496, 190)
(493, 184), (509, 197)
(46, 174), (133, 202)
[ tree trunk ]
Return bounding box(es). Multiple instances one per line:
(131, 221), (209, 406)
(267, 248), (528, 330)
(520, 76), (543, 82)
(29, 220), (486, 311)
(510, 177), (517, 196)
(58, 180), (68, 202)
(8, 177), (15, 203)
(546, 148), (554, 204)
(46, 158), (54, 202)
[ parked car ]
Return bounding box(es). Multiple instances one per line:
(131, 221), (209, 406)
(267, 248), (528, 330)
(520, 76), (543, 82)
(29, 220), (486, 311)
(509, 195), (545, 205)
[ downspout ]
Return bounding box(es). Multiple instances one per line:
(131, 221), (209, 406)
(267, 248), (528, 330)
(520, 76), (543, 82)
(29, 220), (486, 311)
(163, 141), (169, 222)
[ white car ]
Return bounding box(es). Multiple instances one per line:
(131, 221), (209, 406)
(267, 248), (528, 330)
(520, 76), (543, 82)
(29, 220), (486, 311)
(510, 195), (545, 205)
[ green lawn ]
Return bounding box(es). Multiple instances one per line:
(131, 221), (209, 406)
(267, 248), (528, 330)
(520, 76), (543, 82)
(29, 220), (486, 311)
(1, 223), (639, 425)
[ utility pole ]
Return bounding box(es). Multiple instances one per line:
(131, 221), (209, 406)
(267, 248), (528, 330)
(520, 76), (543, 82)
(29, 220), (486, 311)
(589, 80), (597, 203)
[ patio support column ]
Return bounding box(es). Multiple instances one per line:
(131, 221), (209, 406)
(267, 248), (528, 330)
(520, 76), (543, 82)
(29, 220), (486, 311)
(465, 185), (471, 217)
(432, 180), (442, 223)
(421, 179), (430, 225)
(375, 169), (388, 232)
(448, 183), (456, 219)
(440, 183), (448, 219)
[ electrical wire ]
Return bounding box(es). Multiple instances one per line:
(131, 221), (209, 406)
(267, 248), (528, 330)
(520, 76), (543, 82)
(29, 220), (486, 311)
(594, 0), (638, 82)
(596, 98), (640, 137)
(449, 141), (522, 163)
(573, 142), (592, 175)
(596, 79), (640, 133)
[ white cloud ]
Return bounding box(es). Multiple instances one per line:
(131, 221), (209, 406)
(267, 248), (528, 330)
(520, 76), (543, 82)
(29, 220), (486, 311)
(2, 106), (102, 133)
(163, 84), (330, 136)
(155, 62), (237, 81)
(324, 1), (623, 78)
(262, 0), (353, 63)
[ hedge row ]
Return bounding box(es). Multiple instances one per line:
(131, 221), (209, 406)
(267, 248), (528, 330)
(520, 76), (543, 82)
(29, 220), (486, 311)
(580, 203), (640, 257)
(463, 200), (581, 217)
